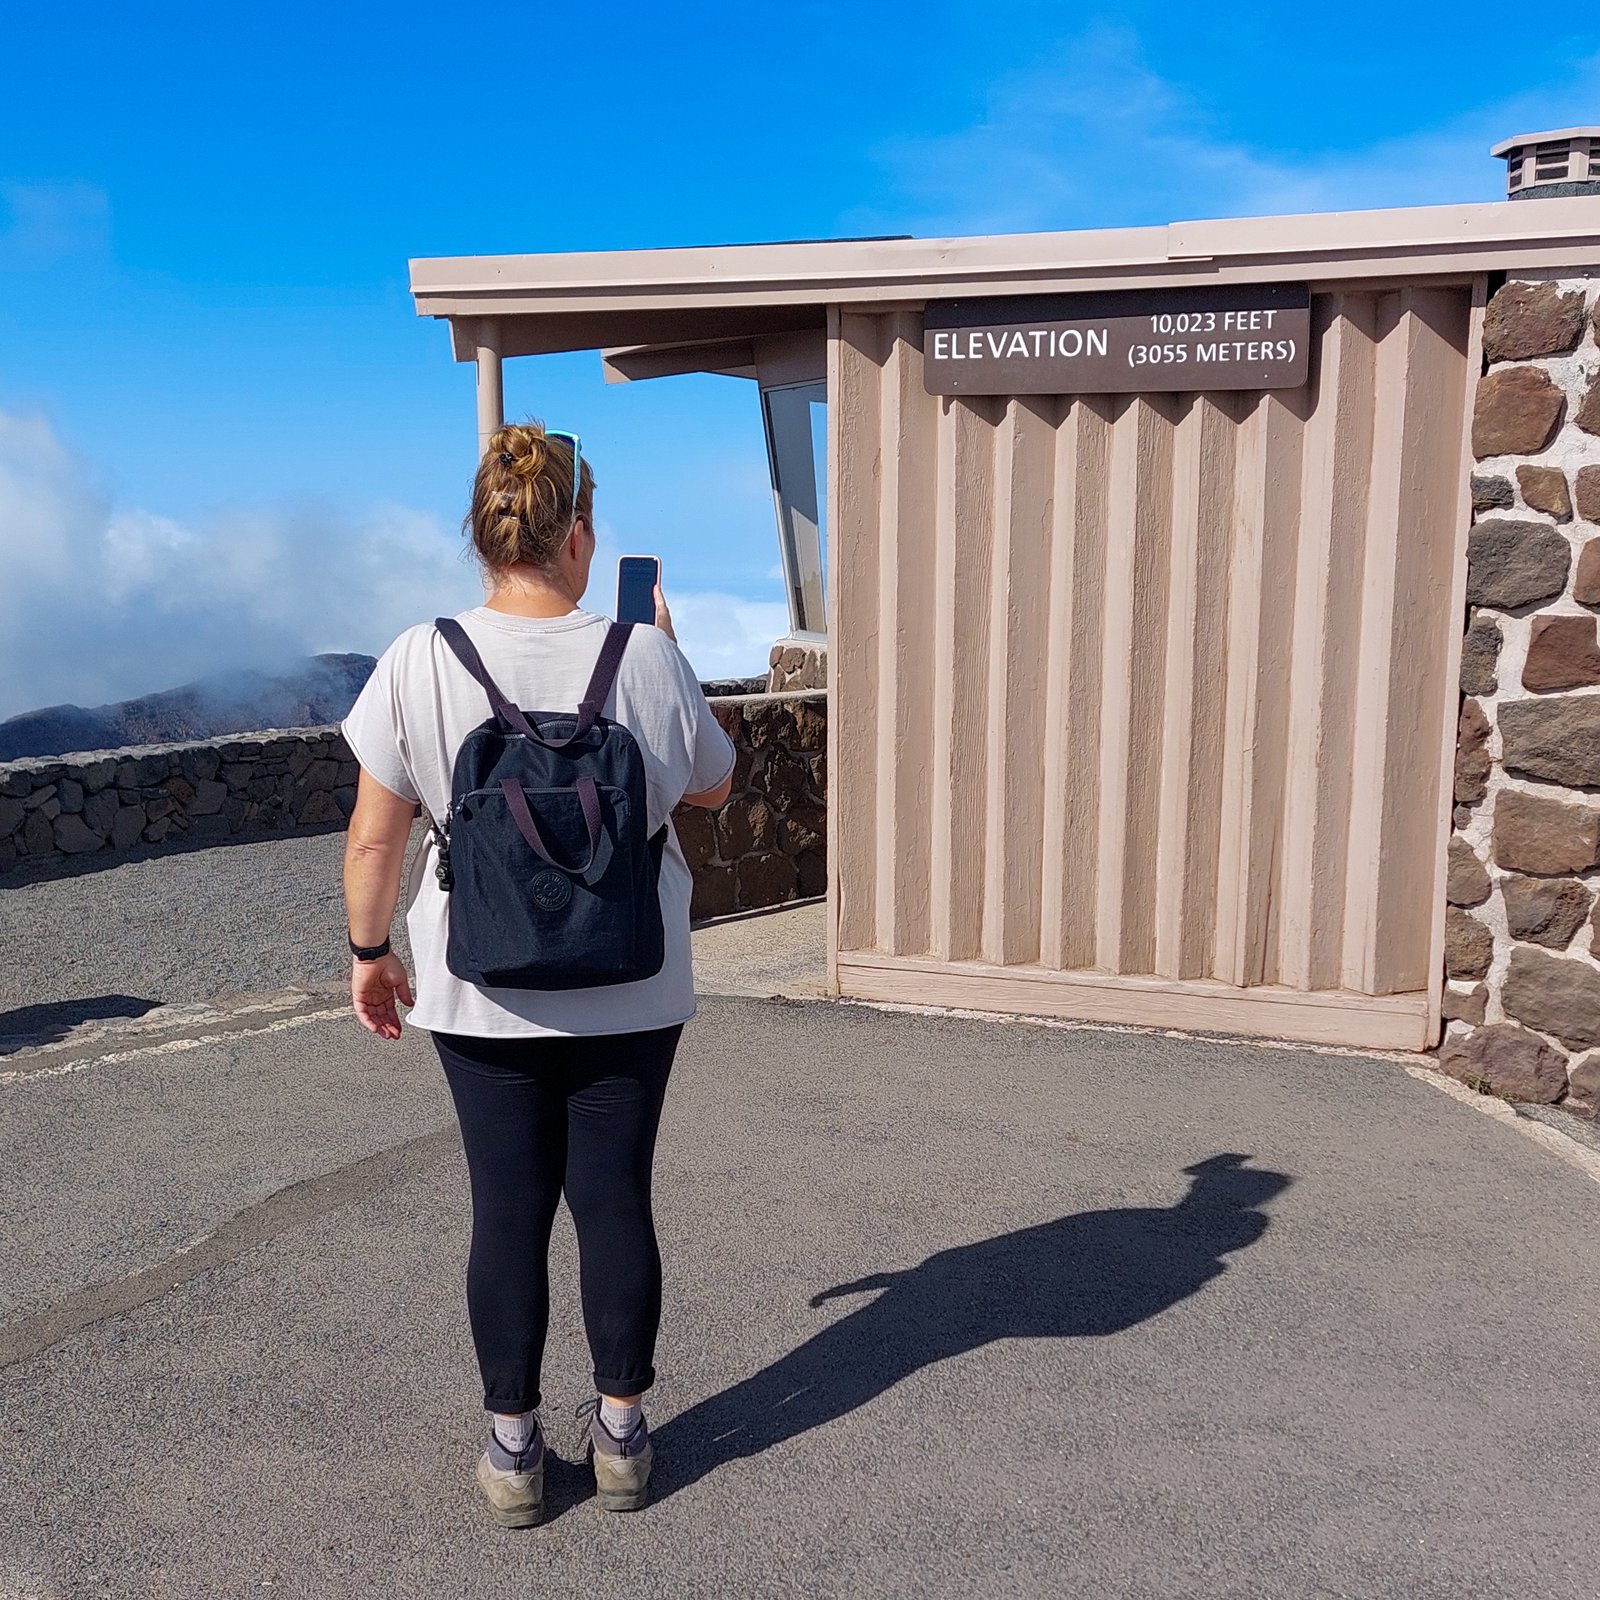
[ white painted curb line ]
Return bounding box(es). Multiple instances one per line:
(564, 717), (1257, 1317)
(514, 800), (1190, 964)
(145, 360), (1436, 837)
(1403, 1064), (1600, 1188)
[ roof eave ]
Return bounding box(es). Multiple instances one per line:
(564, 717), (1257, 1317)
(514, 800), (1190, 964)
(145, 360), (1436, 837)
(411, 197), (1600, 358)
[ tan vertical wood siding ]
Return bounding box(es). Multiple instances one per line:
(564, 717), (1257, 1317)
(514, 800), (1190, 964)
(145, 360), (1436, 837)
(831, 287), (1474, 1050)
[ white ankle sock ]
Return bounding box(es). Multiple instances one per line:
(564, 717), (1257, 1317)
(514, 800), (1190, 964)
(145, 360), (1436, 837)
(493, 1411), (538, 1453)
(599, 1397), (641, 1438)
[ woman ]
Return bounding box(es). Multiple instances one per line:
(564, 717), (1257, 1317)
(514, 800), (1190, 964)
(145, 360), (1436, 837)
(338, 422), (735, 1527)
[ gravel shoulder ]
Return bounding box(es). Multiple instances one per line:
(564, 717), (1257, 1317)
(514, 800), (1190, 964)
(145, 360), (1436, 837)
(0, 827), (382, 1021)
(0, 829), (826, 1046)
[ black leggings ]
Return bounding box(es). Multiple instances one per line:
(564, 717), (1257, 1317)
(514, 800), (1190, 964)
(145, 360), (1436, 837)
(432, 1025), (681, 1414)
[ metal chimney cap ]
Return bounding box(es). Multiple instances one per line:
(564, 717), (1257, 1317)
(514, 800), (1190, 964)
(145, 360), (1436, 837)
(1492, 129), (1600, 200)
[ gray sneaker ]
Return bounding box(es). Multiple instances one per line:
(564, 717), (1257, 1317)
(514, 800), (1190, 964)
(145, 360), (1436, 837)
(474, 1421), (545, 1528)
(578, 1398), (653, 1512)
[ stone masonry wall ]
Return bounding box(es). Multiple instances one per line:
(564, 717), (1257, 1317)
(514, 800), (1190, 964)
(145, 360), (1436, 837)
(674, 692), (826, 919)
(1442, 273), (1600, 1111)
(767, 637), (827, 693)
(0, 730), (359, 871)
(0, 692), (827, 921)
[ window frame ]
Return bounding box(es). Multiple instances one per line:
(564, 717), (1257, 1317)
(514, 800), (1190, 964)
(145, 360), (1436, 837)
(760, 378), (828, 640)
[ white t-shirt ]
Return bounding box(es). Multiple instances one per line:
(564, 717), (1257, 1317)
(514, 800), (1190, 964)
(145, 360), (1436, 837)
(340, 606), (735, 1039)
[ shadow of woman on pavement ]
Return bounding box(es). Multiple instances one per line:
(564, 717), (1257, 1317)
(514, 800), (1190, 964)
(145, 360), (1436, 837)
(650, 1152), (1291, 1503)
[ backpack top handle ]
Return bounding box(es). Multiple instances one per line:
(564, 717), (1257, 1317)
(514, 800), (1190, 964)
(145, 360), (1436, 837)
(434, 616), (635, 749)
(500, 774), (603, 877)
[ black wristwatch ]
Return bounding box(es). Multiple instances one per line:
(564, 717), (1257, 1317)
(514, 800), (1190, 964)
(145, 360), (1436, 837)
(348, 933), (392, 962)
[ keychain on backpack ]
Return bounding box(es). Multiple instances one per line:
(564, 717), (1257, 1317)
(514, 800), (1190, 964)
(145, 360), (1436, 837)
(432, 805), (454, 892)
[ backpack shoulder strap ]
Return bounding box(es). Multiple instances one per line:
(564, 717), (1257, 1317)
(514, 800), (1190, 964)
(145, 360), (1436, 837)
(576, 623), (635, 734)
(434, 616), (541, 741)
(434, 615), (635, 748)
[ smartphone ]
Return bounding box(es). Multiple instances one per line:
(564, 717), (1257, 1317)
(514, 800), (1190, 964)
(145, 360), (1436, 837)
(616, 555), (661, 626)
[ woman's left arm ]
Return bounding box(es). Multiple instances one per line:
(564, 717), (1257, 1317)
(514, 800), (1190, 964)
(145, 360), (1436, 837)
(343, 766), (418, 1041)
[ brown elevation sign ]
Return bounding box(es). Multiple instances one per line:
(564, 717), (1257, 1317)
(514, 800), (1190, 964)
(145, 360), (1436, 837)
(924, 284), (1311, 395)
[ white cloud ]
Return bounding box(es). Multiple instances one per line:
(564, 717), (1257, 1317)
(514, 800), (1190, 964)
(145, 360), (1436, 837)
(589, 521), (785, 680)
(660, 590), (789, 682)
(852, 29), (1600, 236)
(0, 410), (784, 720)
(0, 409), (484, 720)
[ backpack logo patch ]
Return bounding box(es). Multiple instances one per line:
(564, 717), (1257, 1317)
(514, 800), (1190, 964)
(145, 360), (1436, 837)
(530, 868), (573, 912)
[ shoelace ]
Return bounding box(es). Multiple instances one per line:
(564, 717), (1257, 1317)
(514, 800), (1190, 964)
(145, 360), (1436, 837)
(573, 1395), (604, 1459)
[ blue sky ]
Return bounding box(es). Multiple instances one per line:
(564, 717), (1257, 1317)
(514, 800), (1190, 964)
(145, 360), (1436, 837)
(1, 2), (1597, 716)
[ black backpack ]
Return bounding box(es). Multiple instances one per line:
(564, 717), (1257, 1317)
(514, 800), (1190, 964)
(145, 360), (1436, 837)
(428, 616), (667, 991)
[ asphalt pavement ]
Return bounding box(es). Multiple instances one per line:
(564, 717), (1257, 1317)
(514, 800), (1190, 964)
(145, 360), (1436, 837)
(1, 843), (1598, 1598)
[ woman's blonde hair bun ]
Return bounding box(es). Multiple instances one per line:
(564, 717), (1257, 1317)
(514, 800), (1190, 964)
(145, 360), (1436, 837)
(466, 420), (594, 573)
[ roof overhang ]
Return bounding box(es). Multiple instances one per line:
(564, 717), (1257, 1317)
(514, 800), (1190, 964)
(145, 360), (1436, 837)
(409, 196), (1600, 366)
(1491, 127), (1600, 157)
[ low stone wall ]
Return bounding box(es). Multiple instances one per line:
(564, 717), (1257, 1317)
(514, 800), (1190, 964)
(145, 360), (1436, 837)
(0, 731), (358, 871)
(1443, 273), (1600, 1111)
(767, 637), (827, 693)
(0, 693), (829, 921)
(676, 692), (826, 919)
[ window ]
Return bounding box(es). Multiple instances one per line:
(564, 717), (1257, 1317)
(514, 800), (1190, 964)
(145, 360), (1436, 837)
(762, 380), (828, 638)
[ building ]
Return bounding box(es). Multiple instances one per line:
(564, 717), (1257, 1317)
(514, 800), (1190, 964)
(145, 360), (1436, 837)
(404, 145), (1600, 1081)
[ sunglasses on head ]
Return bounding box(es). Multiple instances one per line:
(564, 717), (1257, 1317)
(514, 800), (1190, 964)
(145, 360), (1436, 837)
(544, 429), (583, 532)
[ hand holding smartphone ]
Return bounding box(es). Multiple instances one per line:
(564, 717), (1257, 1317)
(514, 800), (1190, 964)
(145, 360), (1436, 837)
(616, 555), (665, 631)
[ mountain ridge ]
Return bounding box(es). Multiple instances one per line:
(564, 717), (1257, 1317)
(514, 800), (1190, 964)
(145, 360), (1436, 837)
(0, 654), (378, 763)
(0, 656), (771, 765)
